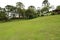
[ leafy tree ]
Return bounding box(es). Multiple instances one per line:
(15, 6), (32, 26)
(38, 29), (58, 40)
(16, 2), (24, 9)
(41, 7), (49, 15)
(0, 11), (6, 19)
(56, 5), (60, 10)
(0, 7), (7, 21)
(16, 2), (25, 18)
(5, 5), (16, 12)
(25, 6), (36, 19)
(5, 5), (16, 19)
(51, 5), (60, 15)
(41, 0), (51, 16)
(21, 9), (26, 18)
(37, 7), (41, 16)
(42, 0), (50, 7)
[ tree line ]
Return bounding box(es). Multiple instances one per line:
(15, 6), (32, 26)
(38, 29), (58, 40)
(0, 0), (60, 21)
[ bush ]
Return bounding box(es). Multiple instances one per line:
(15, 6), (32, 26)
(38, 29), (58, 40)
(51, 12), (58, 15)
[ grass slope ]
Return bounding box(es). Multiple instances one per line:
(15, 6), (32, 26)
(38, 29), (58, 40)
(0, 15), (60, 40)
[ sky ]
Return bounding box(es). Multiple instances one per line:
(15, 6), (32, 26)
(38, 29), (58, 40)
(0, 0), (60, 9)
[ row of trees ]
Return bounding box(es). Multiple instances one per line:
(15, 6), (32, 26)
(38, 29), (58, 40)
(0, 0), (60, 21)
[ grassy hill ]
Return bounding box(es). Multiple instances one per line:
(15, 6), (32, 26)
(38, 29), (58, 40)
(0, 15), (60, 40)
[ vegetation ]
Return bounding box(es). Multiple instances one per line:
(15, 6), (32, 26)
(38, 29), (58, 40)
(16, 2), (25, 18)
(51, 5), (60, 15)
(0, 0), (60, 21)
(25, 6), (37, 19)
(56, 5), (60, 10)
(0, 11), (6, 20)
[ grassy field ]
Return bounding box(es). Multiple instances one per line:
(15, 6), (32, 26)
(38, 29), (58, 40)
(0, 15), (60, 40)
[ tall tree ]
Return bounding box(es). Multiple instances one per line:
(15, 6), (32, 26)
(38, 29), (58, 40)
(16, 2), (25, 18)
(16, 2), (24, 9)
(42, 0), (50, 7)
(37, 7), (41, 16)
(41, 0), (51, 16)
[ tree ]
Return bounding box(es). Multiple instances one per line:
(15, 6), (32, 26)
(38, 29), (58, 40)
(5, 5), (16, 19)
(21, 9), (26, 18)
(42, 0), (50, 7)
(51, 5), (60, 15)
(41, 7), (49, 15)
(37, 7), (41, 16)
(25, 6), (37, 19)
(5, 5), (16, 12)
(41, 0), (51, 16)
(0, 11), (6, 20)
(16, 2), (25, 18)
(5, 5), (13, 12)
(56, 5), (60, 10)
(16, 2), (24, 9)
(0, 7), (7, 21)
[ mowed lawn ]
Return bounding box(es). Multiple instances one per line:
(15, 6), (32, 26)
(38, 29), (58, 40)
(0, 15), (60, 40)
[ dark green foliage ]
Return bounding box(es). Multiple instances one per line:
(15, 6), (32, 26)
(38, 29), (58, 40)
(5, 5), (16, 12)
(25, 9), (34, 19)
(25, 6), (37, 19)
(51, 12), (57, 15)
(56, 5), (60, 10)
(51, 5), (60, 15)
(0, 11), (7, 21)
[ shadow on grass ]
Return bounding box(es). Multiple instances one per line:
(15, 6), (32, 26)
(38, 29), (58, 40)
(0, 18), (33, 23)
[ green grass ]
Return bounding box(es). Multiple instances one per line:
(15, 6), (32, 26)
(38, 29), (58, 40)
(0, 15), (60, 40)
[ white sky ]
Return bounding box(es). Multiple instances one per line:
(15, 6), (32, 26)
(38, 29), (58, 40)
(0, 0), (60, 9)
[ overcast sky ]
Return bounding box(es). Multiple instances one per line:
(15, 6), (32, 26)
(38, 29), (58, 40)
(0, 0), (60, 9)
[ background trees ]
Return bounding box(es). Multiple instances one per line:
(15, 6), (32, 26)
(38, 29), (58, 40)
(0, 1), (60, 21)
(56, 6), (60, 10)
(51, 5), (60, 15)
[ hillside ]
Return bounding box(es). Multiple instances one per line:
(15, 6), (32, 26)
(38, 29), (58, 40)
(0, 15), (60, 40)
